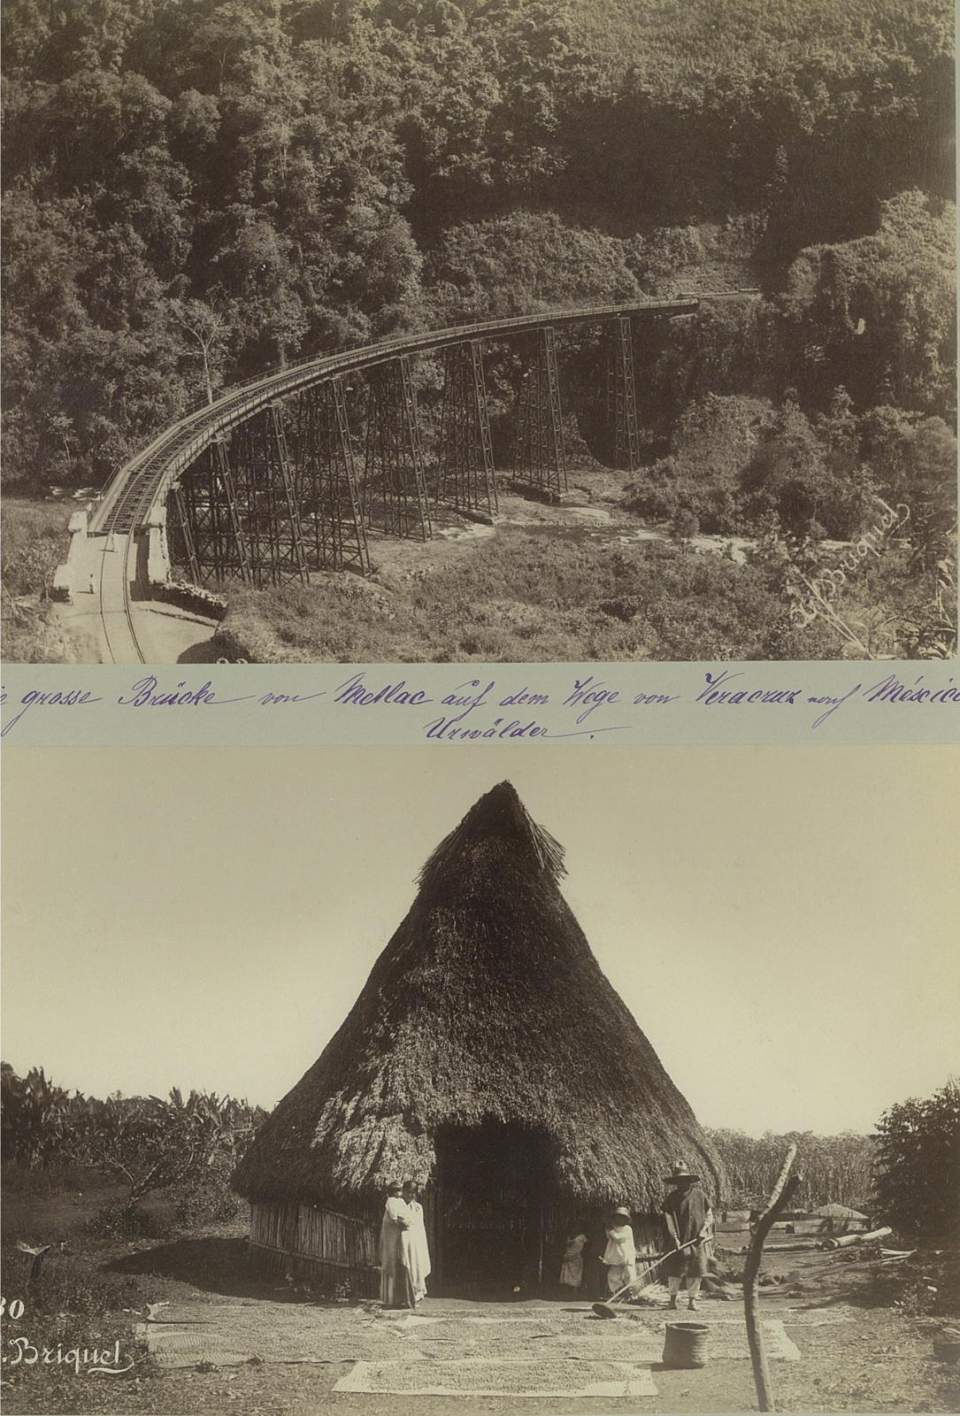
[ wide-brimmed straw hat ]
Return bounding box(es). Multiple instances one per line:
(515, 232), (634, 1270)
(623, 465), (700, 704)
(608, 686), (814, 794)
(665, 1159), (699, 1183)
(610, 1205), (632, 1219)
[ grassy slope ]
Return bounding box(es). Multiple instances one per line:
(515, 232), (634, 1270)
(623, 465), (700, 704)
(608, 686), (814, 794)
(1, 499), (72, 662)
(211, 529), (821, 664)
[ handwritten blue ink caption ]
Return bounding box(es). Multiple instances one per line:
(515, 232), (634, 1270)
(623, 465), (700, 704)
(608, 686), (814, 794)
(2, 668), (957, 741)
(0, 687), (102, 738)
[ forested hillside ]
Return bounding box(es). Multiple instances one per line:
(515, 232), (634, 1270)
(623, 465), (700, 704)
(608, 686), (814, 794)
(2, 0), (955, 493)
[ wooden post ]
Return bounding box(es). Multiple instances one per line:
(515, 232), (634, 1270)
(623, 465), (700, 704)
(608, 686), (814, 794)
(537, 1194), (545, 1288)
(743, 1145), (802, 1412)
(434, 1164), (445, 1294)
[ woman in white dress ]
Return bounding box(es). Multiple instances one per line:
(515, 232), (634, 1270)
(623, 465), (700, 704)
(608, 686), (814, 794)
(401, 1180), (432, 1303)
(380, 1182), (414, 1308)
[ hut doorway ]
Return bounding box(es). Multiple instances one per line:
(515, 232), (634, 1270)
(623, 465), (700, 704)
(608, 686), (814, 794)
(431, 1122), (555, 1296)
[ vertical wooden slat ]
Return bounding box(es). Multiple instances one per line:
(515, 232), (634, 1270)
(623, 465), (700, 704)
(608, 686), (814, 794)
(249, 1199), (379, 1294)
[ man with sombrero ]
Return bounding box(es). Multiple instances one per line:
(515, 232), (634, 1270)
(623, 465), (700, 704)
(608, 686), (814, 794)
(661, 1160), (713, 1310)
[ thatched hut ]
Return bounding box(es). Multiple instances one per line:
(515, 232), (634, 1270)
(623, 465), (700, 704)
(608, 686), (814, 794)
(809, 1202), (870, 1235)
(233, 781), (722, 1296)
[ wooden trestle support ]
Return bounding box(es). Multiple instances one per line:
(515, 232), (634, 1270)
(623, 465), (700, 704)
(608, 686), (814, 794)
(290, 379), (369, 575)
(436, 341), (498, 517)
(168, 387), (368, 586)
(362, 355), (432, 540)
(171, 437), (251, 586)
(606, 314), (641, 471)
(512, 326), (567, 497)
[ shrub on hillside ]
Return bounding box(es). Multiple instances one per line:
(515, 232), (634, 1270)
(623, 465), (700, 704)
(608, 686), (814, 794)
(627, 392), (776, 533)
(1, 500), (71, 595)
(625, 225), (707, 291)
(781, 192), (956, 418)
(84, 1201), (168, 1241)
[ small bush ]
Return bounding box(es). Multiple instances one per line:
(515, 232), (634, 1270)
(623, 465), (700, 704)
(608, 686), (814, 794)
(1, 1248), (143, 1319)
(1, 501), (73, 661)
(1, 500), (71, 598)
(173, 1181), (242, 1229)
(84, 1201), (170, 1241)
(870, 1252), (960, 1319)
(671, 507), (700, 540)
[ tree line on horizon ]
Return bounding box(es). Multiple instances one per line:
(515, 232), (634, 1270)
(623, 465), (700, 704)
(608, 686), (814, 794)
(2, 1063), (956, 1240)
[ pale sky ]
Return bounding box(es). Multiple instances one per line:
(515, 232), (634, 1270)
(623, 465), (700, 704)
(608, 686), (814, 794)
(2, 745), (957, 1136)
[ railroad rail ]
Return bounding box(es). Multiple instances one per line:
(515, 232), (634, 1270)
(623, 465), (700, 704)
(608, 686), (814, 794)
(96, 533), (148, 665)
(90, 299), (697, 538)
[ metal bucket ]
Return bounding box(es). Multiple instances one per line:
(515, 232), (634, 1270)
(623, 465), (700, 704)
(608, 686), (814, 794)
(662, 1321), (710, 1368)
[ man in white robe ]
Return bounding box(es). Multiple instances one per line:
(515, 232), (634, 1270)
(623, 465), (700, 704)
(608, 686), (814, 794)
(402, 1179), (432, 1303)
(380, 1182), (415, 1308)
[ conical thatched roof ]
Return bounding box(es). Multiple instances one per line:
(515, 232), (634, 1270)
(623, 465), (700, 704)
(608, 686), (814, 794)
(811, 1203), (868, 1220)
(233, 782), (723, 1211)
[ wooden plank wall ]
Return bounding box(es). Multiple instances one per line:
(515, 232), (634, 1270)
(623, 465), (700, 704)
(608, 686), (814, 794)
(249, 1202), (380, 1296)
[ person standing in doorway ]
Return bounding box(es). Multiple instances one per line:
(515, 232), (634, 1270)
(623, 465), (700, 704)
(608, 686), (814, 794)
(559, 1225), (588, 1291)
(661, 1160), (713, 1310)
(401, 1179), (431, 1304)
(380, 1181), (414, 1309)
(602, 1206), (637, 1295)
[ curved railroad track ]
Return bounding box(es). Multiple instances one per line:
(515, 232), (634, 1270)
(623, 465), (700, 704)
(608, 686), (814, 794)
(89, 298), (699, 662)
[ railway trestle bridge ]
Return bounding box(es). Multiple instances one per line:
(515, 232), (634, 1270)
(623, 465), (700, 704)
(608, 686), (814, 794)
(61, 299), (701, 661)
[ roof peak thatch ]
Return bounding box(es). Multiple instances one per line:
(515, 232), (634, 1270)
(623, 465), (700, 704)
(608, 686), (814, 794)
(234, 783), (723, 1212)
(418, 781), (565, 890)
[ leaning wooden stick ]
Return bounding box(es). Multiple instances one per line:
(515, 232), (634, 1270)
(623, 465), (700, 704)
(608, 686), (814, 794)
(743, 1144), (802, 1412)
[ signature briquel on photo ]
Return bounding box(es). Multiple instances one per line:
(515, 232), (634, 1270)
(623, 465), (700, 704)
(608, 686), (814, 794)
(787, 496), (912, 638)
(0, 1299), (134, 1377)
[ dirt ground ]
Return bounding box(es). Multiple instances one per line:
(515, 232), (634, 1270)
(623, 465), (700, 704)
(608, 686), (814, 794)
(2, 1196), (958, 1416)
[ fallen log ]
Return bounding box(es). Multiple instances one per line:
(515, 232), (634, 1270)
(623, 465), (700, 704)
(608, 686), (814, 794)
(821, 1226), (892, 1251)
(754, 1241), (821, 1252)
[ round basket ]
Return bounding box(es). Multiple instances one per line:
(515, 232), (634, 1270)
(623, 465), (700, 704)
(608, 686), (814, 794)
(662, 1321), (710, 1369)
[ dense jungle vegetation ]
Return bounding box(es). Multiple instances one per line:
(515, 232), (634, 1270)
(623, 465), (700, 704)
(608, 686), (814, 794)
(7, 1063), (957, 1238)
(1, 0), (956, 659)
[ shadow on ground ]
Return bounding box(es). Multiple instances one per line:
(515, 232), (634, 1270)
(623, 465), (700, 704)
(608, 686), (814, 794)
(106, 1236), (338, 1304)
(177, 635), (224, 662)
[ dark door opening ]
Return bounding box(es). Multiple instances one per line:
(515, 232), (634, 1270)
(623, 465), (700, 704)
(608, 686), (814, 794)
(432, 1121), (556, 1296)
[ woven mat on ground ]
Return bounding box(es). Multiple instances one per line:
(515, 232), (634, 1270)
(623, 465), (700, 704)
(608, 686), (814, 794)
(334, 1357), (658, 1396)
(139, 1300), (804, 1371)
(413, 1318), (800, 1363)
(139, 1302), (431, 1370)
